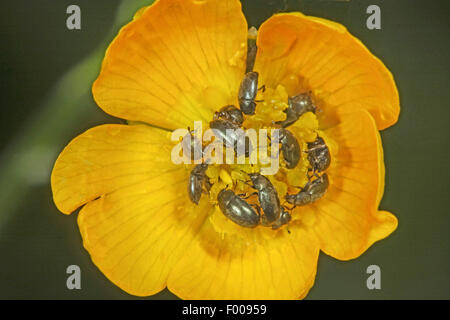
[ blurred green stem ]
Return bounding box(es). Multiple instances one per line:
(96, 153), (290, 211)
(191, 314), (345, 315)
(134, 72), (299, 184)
(0, 0), (155, 229)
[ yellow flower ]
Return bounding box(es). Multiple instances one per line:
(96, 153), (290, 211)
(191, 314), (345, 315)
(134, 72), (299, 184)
(51, 0), (399, 299)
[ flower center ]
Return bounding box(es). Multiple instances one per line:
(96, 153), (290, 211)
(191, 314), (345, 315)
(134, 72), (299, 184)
(199, 83), (335, 232)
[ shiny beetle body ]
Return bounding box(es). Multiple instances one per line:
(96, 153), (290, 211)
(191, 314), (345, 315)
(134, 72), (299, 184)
(285, 173), (329, 206)
(188, 164), (209, 205)
(271, 207), (292, 230)
(210, 119), (240, 149)
(307, 136), (331, 172)
(217, 189), (260, 228)
(238, 71), (259, 115)
(275, 92), (316, 128)
(247, 172), (281, 226)
(210, 119), (252, 157)
(213, 105), (244, 126)
(278, 128), (301, 169)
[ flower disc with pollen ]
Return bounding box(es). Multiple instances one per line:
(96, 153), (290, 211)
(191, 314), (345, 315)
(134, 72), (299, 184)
(51, 0), (399, 299)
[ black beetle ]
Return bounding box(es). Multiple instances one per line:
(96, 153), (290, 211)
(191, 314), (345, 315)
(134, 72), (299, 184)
(278, 128), (301, 169)
(275, 92), (316, 128)
(285, 173), (329, 207)
(307, 136), (331, 172)
(217, 189), (260, 228)
(188, 163), (209, 205)
(238, 71), (259, 115)
(247, 172), (281, 226)
(213, 105), (244, 126)
(210, 119), (252, 157)
(271, 207), (292, 230)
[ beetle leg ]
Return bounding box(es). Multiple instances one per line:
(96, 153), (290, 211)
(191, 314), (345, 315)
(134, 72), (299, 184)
(306, 168), (313, 179)
(289, 183), (305, 191)
(307, 168), (319, 181)
(283, 202), (296, 211)
(202, 183), (211, 195)
(271, 120), (283, 127)
(239, 179), (254, 188)
(238, 191), (257, 199)
(200, 178), (212, 195)
(250, 203), (262, 216)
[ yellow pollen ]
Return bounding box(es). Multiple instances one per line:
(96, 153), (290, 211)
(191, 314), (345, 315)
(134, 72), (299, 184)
(219, 169), (233, 185)
(200, 83), (336, 231)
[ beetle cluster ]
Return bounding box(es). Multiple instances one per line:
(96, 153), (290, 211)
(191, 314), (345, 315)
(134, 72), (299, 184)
(218, 172), (291, 230)
(186, 28), (332, 230)
(281, 106), (331, 209)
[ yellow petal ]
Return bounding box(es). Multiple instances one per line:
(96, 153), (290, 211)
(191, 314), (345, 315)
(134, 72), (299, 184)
(167, 214), (320, 299)
(310, 110), (397, 260)
(51, 124), (209, 296)
(255, 12), (400, 130)
(77, 177), (210, 297)
(93, 0), (248, 130)
(52, 124), (175, 214)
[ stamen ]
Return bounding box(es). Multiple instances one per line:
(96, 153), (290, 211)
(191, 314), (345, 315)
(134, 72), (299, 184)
(187, 81), (335, 232)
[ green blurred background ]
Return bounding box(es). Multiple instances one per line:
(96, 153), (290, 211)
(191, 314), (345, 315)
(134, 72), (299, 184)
(0, 0), (448, 299)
